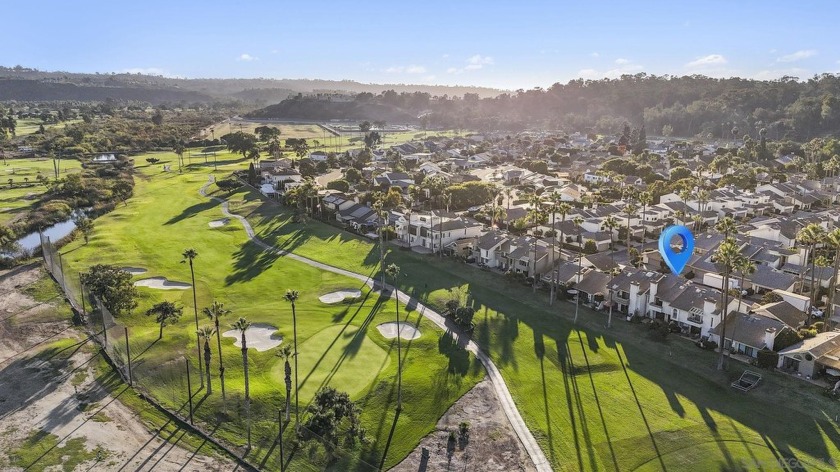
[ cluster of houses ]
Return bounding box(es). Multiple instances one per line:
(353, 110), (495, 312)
(252, 130), (840, 385)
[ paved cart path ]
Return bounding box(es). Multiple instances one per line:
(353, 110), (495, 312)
(200, 178), (551, 472)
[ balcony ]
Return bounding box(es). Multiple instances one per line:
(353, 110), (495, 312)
(687, 314), (704, 325)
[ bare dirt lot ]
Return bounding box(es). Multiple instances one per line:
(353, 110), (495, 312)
(0, 264), (236, 471)
(391, 377), (535, 472)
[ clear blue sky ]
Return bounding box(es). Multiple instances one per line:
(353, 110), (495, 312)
(5, 1), (839, 90)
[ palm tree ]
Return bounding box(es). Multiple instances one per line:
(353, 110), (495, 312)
(283, 289), (301, 430)
(145, 301), (182, 339)
(623, 202), (637, 250)
(182, 249), (203, 388)
(504, 188), (513, 212)
(231, 317), (252, 449)
(825, 229), (840, 331)
(573, 216), (585, 324)
(692, 214), (704, 233)
(385, 263), (403, 411)
(607, 267), (621, 328)
(548, 192), (563, 305)
(602, 215), (619, 265)
(275, 344), (293, 421)
(490, 206), (507, 230)
(734, 256), (756, 314)
(797, 223), (825, 318)
(197, 326), (216, 394)
(714, 239), (740, 370)
(528, 195), (546, 293)
(203, 301), (231, 402)
(639, 191), (653, 252)
(715, 216), (737, 239)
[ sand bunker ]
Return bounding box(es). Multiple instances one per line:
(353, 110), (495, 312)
(377, 322), (421, 340)
(208, 218), (230, 228)
(122, 267), (147, 275)
(319, 289), (362, 304)
(222, 323), (283, 352)
(133, 277), (191, 290)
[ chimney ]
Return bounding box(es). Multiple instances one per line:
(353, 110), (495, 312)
(704, 298), (716, 316)
(765, 327), (776, 351)
(629, 281), (640, 315)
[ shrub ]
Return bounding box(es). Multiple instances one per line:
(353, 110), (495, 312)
(583, 240), (597, 254)
(697, 339), (718, 351)
(326, 179), (350, 192)
(648, 319), (670, 341)
(756, 349), (779, 369)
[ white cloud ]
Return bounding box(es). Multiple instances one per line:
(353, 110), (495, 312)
(448, 55), (495, 74)
(686, 54), (727, 68)
(753, 68), (809, 80)
(590, 52), (600, 58)
(578, 62), (644, 80)
(442, 54), (450, 59)
(270, 49), (279, 54)
(385, 65), (427, 74)
(237, 53), (258, 62)
(776, 50), (816, 63)
(615, 58), (630, 65)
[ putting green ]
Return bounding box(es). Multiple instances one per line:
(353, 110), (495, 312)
(272, 324), (390, 402)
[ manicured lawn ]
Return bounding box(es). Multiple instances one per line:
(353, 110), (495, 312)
(13, 118), (82, 137)
(59, 156), (481, 470)
(0, 157), (82, 225)
(225, 185), (840, 471)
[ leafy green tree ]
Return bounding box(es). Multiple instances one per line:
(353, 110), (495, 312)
(225, 131), (259, 159)
(298, 387), (366, 460)
(326, 179), (350, 192)
(81, 265), (138, 316)
(255, 125), (281, 142)
(145, 301), (182, 339)
(74, 215), (94, 244)
(0, 225), (20, 255)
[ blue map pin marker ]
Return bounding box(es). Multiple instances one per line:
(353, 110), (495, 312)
(659, 225), (694, 275)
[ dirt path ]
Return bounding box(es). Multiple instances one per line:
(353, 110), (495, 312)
(391, 378), (535, 472)
(0, 265), (235, 471)
(201, 177), (551, 471)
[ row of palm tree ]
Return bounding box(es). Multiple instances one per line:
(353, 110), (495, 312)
(147, 248), (307, 450)
(796, 224), (840, 325)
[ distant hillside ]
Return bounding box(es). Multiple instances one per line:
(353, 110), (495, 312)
(247, 97), (418, 122)
(0, 66), (504, 104)
(0, 78), (213, 104)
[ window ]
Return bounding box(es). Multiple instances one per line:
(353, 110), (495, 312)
(672, 309), (678, 317)
(744, 346), (755, 357)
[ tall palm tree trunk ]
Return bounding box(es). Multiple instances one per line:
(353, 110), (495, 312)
(292, 303), (299, 431)
(214, 319), (226, 402)
(550, 212), (556, 305)
(395, 284), (402, 410)
(189, 262), (204, 388)
(204, 339), (212, 394)
(717, 270), (730, 371)
(241, 335), (251, 449)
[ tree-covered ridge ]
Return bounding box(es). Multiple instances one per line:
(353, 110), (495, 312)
(251, 74), (840, 141)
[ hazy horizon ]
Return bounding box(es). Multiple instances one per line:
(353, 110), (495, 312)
(6, 1), (840, 90)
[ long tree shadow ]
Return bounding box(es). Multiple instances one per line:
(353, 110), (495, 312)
(614, 344), (668, 471)
(163, 200), (219, 226)
(576, 330), (620, 471)
(225, 240), (282, 285)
